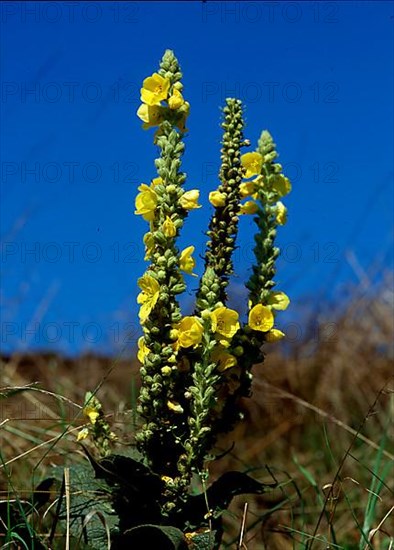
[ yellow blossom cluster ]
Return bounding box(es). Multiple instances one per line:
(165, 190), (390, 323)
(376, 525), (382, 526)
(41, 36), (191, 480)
(237, 152), (291, 219)
(138, 305), (240, 361)
(76, 392), (116, 456)
(136, 72), (190, 130)
(228, 150), (291, 340)
(208, 307), (240, 372)
(134, 245), (197, 324)
(246, 291), (289, 340)
(135, 178), (201, 266)
(166, 306), (242, 375)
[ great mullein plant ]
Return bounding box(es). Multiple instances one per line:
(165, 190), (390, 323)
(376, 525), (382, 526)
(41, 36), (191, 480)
(79, 50), (291, 548)
(133, 49), (290, 538)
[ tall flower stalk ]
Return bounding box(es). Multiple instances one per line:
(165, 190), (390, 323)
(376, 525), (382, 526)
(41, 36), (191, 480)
(134, 50), (196, 491)
(186, 98), (247, 477)
(246, 130), (291, 312)
(196, 98), (246, 311)
(217, 131), (292, 427)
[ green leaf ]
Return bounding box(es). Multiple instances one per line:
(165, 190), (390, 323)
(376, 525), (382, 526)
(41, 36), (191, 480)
(50, 462), (116, 549)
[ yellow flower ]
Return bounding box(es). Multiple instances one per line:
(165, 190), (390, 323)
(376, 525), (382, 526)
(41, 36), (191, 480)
(210, 307), (240, 339)
(209, 191), (226, 207)
(137, 336), (150, 363)
(270, 174), (292, 197)
(167, 400), (184, 414)
(179, 189), (201, 210)
(252, 175), (265, 187)
(140, 72), (170, 106)
(143, 231), (155, 260)
(137, 273), (160, 322)
(239, 181), (256, 198)
(151, 177), (163, 188)
(137, 103), (166, 129)
(84, 405), (100, 425)
(168, 88), (184, 109)
(135, 184), (158, 221)
(180, 246), (197, 276)
(175, 316), (204, 348)
(248, 304), (274, 332)
(241, 152), (263, 178)
(267, 291), (290, 311)
(211, 346), (237, 371)
(239, 200), (259, 215)
(161, 475), (174, 484)
(265, 328), (285, 342)
(276, 201), (287, 225)
(162, 216), (177, 238)
(76, 428), (89, 441)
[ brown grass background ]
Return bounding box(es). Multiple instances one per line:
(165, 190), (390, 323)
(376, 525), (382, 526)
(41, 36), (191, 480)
(1, 272), (393, 548)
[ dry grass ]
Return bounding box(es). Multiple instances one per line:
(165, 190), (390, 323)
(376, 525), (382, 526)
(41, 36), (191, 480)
(1, 275), (393, 548)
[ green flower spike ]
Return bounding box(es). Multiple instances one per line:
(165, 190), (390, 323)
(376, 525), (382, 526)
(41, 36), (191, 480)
(220, 131), (292, 422)
(196, 98), (247, 313)
(245, 130), (291, 309)
(135, 51), (194, 494)
(77, 391), (116, 458)
(183, 99), (247, 480)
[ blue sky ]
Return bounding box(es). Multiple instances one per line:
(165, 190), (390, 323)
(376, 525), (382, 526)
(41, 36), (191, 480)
(1, 1), (393, 354)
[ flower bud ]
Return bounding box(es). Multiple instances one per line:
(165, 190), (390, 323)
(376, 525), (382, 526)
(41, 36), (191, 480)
(161, 366), (172, 376)
(233, 345), (244, 357)
(200, 309), (212, 320)
(154, 231), (167, 245)
(171, 311), (182, 322)
(172, 283), (186, 294)
(167, 256), (178, 268)
(150, 354), (162, 366)
(151, 383), (162, 395)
